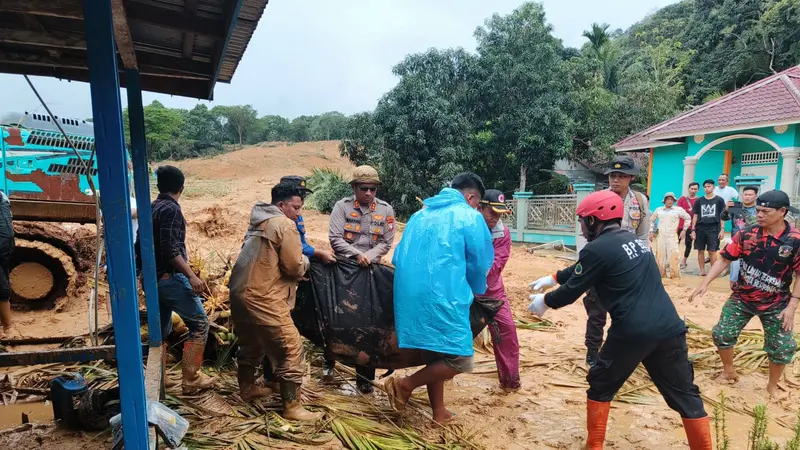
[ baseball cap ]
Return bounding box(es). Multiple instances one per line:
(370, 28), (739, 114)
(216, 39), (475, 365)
(603, 156), (640, 176)
(756, 190), (799, 214)
(480, 189), (510, 214)
(280, 175), (313, 194)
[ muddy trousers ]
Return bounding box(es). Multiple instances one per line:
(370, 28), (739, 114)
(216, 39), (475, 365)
(587, 331), (706, 419)
(583, 288), (607, 351)
(655, 233), (681, 278)
(238, 322), (304, 385)
(488, 298), (521, 389)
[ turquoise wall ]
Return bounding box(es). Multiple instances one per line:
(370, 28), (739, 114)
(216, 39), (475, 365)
(649, 144), (687, 211)
(651, 125), (798, 211)
(649, 125), (798, 233)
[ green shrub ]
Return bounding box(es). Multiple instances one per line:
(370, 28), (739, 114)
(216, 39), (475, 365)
(306, 167), (352, 214)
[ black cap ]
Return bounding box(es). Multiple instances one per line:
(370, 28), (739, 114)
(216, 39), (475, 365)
(479, 189), (510, 214)
(756, 190), (799, 214)
(604, 156), (640, 176)
(279, 175), (313, 194)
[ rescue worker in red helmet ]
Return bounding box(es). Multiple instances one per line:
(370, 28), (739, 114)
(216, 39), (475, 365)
(528, 190), (711, 450)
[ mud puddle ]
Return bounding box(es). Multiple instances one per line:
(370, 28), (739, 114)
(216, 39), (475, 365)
(0, 402), (53, 429)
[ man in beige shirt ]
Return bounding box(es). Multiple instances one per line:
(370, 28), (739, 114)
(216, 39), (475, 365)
(326, 165), (396, 393)
(329, 165), (396, 266)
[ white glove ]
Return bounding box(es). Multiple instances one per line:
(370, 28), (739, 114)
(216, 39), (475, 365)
(529, 275), (557, 292)
(527, 294), (549, 317)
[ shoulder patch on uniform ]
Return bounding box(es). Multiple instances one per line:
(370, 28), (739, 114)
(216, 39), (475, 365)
(574, 263), (583, 276)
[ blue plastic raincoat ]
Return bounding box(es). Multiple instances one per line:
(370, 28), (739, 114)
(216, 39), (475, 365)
(392, 188), (494, 356)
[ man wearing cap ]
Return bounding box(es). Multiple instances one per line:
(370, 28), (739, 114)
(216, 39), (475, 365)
(327, 165), (396, 393)
(691, 190), (800, 396)
(580, 156), (651, 367)
(279, 176), (337, 264)
(721, 186), (759, 289)
(650, 192), (691, 279)
(479, 189), (520, 390)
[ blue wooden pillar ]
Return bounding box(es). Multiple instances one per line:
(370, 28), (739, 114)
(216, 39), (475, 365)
(83, 1), (149, 448)
(126, 70), (162, 347)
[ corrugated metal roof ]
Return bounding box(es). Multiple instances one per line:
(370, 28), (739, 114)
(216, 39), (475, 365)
(614, 66), (800, 152)
(0, 0), (269, 99)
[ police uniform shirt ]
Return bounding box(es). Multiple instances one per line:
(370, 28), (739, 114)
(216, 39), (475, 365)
(619, 189), (651, 249)
(544, 226), (685, 342)
(328, 196), (395, 262)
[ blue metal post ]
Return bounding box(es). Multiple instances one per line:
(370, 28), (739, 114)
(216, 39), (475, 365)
(83, 1), (149, 448)
(126, 70), (162, 347)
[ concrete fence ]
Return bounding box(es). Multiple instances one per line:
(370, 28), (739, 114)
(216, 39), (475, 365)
(502, 183), (594, 250)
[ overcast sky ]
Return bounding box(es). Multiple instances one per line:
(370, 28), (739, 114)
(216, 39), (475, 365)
(0, 0), (677, 120)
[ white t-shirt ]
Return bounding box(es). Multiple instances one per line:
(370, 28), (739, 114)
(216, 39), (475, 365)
(129, 196), (139, 242)
(714, 186), (738, 204)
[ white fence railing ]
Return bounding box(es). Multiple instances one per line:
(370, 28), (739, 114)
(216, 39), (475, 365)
(526, 194), (577, 231)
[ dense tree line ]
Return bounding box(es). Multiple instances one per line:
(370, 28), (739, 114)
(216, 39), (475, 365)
(122, 103), (350, 162)
(338, 0), (800, 218)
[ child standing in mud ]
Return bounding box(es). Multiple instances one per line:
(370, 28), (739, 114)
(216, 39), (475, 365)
(691, 189), (800, 397)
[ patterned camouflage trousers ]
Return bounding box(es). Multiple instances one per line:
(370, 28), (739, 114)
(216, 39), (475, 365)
(712, 298), (797, 365)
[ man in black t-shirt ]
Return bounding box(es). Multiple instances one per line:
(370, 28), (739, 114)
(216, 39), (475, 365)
(528, 190), (710, 450)
(691, 179), (726, 276)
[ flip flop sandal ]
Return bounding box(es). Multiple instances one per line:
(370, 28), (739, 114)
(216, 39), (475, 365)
(384, 377), (408, 412)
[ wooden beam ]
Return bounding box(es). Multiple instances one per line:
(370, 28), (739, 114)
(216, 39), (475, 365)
(125, 2), (226, 38)
(137, 51), (212, 76)
(110, 0), (137, 70)
(0, 0), (83, 20)
(182, 0), (199, 59)
(209, 0), (243, 95)
(0, 28), (86, 50)
(0, 63), (212, 99)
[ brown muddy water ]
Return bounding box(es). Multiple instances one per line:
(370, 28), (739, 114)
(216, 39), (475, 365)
(0, 402), (53, 429)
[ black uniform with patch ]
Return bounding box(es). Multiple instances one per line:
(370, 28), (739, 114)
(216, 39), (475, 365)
(544, 226), (705, 418)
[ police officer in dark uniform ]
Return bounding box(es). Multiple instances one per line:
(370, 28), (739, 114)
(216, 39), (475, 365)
(528, 190), (711, 450)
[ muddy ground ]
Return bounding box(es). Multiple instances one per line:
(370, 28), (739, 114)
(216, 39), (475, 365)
(3, 140), (800, 449)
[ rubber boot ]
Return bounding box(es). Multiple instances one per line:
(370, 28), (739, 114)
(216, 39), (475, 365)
(162, 344), (178, 389)
(0, 301), (18, 338)
(585, 348), (599, 369)
(181, 340), (217, 394)
(584, 399), (610, 450)
(280, 381), (322, 422)
(682, 417), (712, 450)
(356, 365), (375, 394)
(238, 365), (273, 402)
(322, 359), (335, 382)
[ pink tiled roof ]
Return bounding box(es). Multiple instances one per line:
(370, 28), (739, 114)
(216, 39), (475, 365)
(614, 66), (800, 151)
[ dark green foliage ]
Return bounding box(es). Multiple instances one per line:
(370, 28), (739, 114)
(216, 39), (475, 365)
(305, 168), (352, 214)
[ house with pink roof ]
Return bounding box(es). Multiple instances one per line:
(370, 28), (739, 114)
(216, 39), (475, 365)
(613, 65), (800, 209)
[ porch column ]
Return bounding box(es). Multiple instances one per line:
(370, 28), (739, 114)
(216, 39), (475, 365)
(779, 149), (800, 194)
(681, 158), (698, 196)
(84, 0), (148, 448)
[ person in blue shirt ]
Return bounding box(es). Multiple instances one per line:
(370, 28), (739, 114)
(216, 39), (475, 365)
(385, 172), (494, 424)
(279, 176), (336, 264)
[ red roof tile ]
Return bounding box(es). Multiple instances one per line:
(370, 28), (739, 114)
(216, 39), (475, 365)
(614, 66), (800, 151)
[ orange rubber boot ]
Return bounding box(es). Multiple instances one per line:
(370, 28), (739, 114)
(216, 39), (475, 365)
(584, 399), (611, 450)
(682, 417), (712, 450)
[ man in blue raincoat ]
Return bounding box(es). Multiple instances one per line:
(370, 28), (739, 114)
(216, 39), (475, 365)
(384, 172), (494, 424)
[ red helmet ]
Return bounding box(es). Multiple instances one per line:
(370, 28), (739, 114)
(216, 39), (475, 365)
(576, 190), (624, 221)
